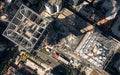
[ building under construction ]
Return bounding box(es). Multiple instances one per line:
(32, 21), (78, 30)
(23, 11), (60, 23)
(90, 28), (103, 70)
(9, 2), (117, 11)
(75, 31), (120, 69)
(2, 4), (54, 52)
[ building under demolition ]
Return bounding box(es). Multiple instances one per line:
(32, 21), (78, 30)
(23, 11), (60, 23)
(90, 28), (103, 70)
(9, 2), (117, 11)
(2, 4), (53, 52)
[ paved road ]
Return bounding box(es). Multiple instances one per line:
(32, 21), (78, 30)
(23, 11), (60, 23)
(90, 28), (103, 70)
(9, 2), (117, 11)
(36, 51), (59, 67)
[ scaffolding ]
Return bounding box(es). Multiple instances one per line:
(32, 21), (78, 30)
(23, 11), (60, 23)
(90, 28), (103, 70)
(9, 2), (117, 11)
(2, 4), (53, 52)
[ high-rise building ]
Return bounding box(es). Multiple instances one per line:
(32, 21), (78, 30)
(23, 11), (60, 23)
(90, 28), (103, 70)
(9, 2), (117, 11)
(69, 0), (79, 6)
(55, 0), (62, 12)
(73, 0), (79, 6)
(45, 2), (54, 14)
(45, 0), (63, 14)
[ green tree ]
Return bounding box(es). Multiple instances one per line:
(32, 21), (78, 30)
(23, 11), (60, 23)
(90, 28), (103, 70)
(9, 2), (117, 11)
(117, 47), (120, 53)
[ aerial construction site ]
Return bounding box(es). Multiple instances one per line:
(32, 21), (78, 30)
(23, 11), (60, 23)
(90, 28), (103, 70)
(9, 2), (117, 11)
(0, 0), (120, 75)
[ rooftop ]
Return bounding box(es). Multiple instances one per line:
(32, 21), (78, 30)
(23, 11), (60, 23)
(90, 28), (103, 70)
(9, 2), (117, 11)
(49, 0), (62, 5)
(5, 62), (37, 75)
(75, 31), (120, 68)
(25, 59), (45, 75)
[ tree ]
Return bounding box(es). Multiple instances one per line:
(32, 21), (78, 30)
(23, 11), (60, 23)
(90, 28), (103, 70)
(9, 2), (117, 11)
(117, 47), (120, 53)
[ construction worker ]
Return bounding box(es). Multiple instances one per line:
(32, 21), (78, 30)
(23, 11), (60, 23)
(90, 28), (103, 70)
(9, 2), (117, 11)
(94, 0), (120, 25)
